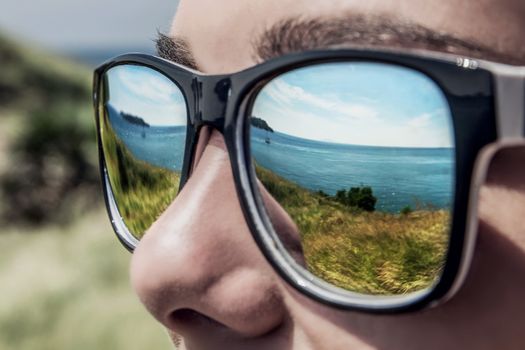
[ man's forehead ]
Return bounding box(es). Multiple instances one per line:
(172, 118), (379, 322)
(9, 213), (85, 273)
(170, 0), (525, 73)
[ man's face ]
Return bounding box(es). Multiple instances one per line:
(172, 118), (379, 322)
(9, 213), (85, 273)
(130, 1), (525, 349)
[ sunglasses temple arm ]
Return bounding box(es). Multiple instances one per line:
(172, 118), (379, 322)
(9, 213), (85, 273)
(493, 69), (525, 140)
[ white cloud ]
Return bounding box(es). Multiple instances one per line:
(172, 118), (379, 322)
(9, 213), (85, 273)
(265, 79), (379, 122)
(108, 66), (187, 126)
(407, 113), (432, 128)
(255, 83), (454, 148)
(117, 67), (180, 104)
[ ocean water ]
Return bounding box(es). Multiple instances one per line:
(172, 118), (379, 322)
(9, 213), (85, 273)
(251, 127), (454, 213)
(106, 105), (454, 213)
(107, 104), (186, 172)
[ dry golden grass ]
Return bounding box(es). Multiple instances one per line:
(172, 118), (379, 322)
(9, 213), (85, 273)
(256, 165), (450, 295)
(0, 208), (172, 350)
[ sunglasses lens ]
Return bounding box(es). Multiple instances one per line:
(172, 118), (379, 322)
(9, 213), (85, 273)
(98, 65), (188, 240)
(250, 62), (455, 296)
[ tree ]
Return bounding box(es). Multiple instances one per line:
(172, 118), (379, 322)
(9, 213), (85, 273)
(354, 186), (377, 212)
(334, 186), (377, 212)
(336, 189), (347, 203)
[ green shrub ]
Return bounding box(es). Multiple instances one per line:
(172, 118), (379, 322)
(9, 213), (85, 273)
(0, 104), (99, 224)
(316, 190), (329, 198)
(401, 205), (413, 215)
(335, 186), (377, 212)
(0, 34), (96, 225)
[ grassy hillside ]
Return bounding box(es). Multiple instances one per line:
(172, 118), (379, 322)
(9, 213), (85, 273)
(256, 165), (449, 295)
(100, 113), (180, 238)
(0, 34), (172, 349)
(0, 33), (98, 225)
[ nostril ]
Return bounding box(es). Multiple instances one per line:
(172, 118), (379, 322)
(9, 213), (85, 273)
(168, 307), (287, 341)
(170, 308), (226, 330)
(167, 308), (289, 348)
(168, 308), (240, 341)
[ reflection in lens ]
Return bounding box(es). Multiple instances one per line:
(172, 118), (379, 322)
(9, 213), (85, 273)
(99, 65), (187, 239)
(250, 62), (455, 296)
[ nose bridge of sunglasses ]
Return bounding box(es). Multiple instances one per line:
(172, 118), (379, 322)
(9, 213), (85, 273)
(193, 76), (231, 132)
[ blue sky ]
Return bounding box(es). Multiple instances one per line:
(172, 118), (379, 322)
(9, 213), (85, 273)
(0, 0), (179, 52)
(107, 62), (453, 147)
(252, 62), (454, 148)
(107, 65), (187, 126)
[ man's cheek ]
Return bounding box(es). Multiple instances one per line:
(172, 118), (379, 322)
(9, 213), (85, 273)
(478, 145), (525, 248)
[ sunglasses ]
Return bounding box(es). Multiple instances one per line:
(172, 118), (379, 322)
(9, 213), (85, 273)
(93, 48), (525, 313)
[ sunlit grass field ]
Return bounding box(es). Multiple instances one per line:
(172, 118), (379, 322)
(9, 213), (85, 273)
(256, 165), (450, 295)
(0, 208), (172, 350)
(100, 113), (180, 238)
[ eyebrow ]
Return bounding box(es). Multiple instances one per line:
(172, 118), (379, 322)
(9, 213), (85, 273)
(155, 32), (199, 70)
(156, 14), (522, 70)
(254, 15), (522, 65)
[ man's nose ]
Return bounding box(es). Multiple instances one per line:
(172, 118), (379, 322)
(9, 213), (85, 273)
(130, 129), (286, 338)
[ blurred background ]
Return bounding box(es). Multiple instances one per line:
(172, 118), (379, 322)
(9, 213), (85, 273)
(0, 0), (179, 348)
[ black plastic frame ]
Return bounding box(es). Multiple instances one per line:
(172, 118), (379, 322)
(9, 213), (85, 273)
(93, 48), (524, 313)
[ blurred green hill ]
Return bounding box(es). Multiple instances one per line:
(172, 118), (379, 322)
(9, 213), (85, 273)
(0, 34), (172, 349)
(0, 33), (100, 225)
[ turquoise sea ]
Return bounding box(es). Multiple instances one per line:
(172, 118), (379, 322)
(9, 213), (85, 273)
(108, 105), (454, 213)
(250, 127), (454, 212)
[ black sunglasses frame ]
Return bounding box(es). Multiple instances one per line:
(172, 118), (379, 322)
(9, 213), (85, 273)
(93, 48), (524, 313)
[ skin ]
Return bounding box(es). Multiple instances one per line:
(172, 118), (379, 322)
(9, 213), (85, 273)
(130, 1), (525, 349)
